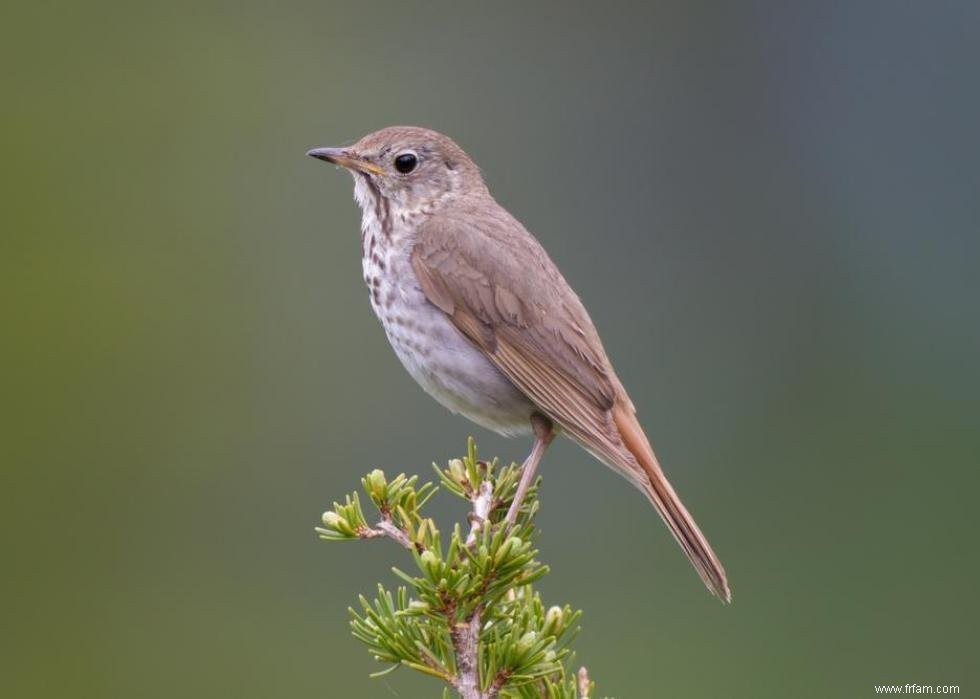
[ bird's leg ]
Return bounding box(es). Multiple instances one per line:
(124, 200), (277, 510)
(504, 414), (554, 528)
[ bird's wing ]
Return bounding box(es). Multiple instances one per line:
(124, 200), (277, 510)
(411, 205), (730, 602)
(410, 206), (623, 450)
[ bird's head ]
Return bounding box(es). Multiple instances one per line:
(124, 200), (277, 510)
(307, 126), (486, 215)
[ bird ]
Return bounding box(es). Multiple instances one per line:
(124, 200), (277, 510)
(307, 126), (730, 602)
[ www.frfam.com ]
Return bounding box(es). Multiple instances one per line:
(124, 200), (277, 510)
(874, 685), (960, 694)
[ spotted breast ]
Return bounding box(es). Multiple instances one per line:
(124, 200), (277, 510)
(354, 173), (536, 437)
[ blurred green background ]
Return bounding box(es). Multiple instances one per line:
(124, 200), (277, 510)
(3, 1), (978, 697)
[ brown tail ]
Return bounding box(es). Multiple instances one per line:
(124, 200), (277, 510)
(611, 405), (731, 602)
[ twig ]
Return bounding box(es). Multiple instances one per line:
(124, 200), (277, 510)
(454, 477), (494, 697)
(452, 607), (484, 699)
(359, 518), (414, 550)
(466, 480), (494, 546)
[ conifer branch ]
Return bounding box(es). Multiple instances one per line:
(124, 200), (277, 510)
(315, 439), (609, 698)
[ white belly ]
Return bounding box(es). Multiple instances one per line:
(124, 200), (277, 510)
(364, 244), (535, 437)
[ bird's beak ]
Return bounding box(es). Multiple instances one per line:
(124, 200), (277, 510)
(306, 147), (385, 177)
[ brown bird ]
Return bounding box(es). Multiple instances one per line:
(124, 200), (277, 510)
(307, 126), (730, 601)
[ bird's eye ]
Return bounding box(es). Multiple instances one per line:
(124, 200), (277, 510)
(394, 152), (418, 174)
